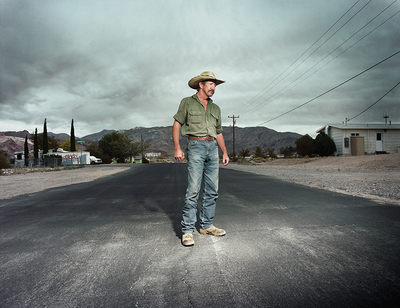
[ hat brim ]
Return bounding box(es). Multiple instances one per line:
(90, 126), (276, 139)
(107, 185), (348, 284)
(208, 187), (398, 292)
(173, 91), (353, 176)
(188, 76), (225, 89)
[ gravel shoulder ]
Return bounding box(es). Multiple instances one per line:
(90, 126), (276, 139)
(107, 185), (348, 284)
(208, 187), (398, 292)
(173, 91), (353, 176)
(0, 165), (131, 200)
(225, 153), (400, 205)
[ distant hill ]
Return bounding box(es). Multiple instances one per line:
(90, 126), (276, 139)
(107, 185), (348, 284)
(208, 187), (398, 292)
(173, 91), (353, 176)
(1, 126), (302, 157)
(120, 127), (175, 155)
(82, 129), (117, 141)
(224, 126), (301, 154)
(48, 132), (70, 141)
(2, 130), (31, 138)
(0, 132), (33, 157)
(102, 126), (302, 155)
(0, 131), (71, 156)
(2, 130), (69, 140)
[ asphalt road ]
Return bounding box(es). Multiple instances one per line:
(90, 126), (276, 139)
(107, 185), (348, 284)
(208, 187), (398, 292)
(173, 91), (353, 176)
(1, 164), (400, 308)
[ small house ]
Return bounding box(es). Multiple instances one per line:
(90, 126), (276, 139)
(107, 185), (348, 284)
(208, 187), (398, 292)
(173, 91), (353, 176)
(317, 123), (400, 156)
(134, 156), (142, 164)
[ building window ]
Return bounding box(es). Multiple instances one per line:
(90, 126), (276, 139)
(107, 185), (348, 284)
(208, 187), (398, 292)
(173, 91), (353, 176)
(351, 133), (359, 136)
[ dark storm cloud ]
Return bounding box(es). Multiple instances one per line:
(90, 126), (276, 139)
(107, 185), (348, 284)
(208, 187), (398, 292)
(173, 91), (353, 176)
(1, 0), (399, 136)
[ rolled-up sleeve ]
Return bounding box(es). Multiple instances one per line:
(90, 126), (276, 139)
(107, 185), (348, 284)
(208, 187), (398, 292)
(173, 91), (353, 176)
(216, 119), (223, 134)
(211, 105), (223, 135)
(173, 99), (187, 125)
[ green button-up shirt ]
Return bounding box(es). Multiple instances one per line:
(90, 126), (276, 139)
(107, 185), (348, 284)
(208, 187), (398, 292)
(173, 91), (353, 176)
(173, 94), (223, 138)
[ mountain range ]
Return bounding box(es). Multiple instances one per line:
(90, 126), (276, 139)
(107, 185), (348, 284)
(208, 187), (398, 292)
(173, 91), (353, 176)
(0, 126), (302, 157)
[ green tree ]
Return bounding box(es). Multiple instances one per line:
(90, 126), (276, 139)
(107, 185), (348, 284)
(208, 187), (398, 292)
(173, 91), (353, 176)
(31, 133), (60, 152)
(24, 135), (29, 166)
(48, 136), (61, 151)
(85, 141), (112, 164)
(33, 128), (39, 159)
(266, 147), (277, 159)
(60, 139), (71, 151)
(280, 146), (296, 158)
(239, 148), (250, 159)
(254, 146), (265, 158)
(43, 118), (48, 154)
(0, 152), (11, 171)
(314, 132), (336, 157)
(138, 139), (151, 163)
(70, 119), (76, 151)
(99, 132), (141, 161)
(85, 141), (102, 158)
(295, 134), (314, 157)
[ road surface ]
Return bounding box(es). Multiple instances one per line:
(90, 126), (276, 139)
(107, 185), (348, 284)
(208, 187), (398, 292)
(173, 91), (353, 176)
(1, 164), (399, 307)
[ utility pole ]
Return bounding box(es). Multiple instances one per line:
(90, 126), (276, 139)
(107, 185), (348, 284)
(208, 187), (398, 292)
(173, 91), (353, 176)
(228, 115), (239, 162)
(141, 135), (144, 162)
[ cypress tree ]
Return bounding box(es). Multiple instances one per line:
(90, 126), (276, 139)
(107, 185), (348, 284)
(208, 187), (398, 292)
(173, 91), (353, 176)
(70, 119), (76, 151)
(34, 128), (39, 159)
(43, 118), (48, 154)
(24, 135), (29, 166)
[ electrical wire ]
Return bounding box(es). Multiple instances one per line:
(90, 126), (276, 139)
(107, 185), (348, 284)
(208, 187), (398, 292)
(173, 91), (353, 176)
(347, 80), (400, 121)
(257, 50), (400, 126)
(242, 5), (400, 118)
(234, 0), (370, 116)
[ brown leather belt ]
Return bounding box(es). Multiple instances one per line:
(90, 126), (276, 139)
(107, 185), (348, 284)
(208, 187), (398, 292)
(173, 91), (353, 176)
(188, 136), (215, 141)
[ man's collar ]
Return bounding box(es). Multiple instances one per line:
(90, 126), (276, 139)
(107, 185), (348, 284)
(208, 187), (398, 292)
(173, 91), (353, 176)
(192, 94), (213, 104)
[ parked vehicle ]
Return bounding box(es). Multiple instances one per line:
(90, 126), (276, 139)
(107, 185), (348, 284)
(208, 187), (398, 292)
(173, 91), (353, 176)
(90, 156), (102, 164)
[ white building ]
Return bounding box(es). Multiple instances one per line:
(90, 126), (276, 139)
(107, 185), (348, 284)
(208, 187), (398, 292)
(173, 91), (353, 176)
(55, 150), (91, 165)
(14, 149), (92, 166)
(317, 123), (400, 156)
(145, 152), (162, 159)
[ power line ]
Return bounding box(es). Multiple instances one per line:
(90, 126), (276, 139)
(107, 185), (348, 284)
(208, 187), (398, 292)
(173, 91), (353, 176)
(234, 0), (366, 115)
(347, 80), (400, 121)
(257, 50), (400, 126)
(242, 4), (400, 118)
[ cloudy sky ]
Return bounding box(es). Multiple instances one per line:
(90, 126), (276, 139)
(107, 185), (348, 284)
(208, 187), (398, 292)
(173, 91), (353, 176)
(1, 0), (399, 138)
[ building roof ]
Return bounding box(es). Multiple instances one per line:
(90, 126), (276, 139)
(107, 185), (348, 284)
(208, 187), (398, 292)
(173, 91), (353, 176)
(316, 123), (400, 133)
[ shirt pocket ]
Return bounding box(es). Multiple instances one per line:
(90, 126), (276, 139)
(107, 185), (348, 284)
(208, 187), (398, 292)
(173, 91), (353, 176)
(210, 112), (219, 125)
(188, 111), (203, 124)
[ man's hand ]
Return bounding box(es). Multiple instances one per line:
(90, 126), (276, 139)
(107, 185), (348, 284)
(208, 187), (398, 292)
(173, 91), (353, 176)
(216, 133), (229, 166)
(175, 148), (185, 161)
(222, 153), (229, 166)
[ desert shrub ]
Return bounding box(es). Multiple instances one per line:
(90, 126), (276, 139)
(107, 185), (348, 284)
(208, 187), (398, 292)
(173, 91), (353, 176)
(314, 132), (336, 156)
(254, 146), (265, 158)
(295, 134), (314, 157)
(0, 153), (11, 171)
(239, 148), (250, 159)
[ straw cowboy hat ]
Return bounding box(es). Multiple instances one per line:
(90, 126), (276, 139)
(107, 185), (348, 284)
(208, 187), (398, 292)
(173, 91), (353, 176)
(188, 71), (225, 89)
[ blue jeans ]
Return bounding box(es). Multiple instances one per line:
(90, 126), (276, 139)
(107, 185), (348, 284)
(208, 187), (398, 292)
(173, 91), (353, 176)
(182, 139), (219, 234)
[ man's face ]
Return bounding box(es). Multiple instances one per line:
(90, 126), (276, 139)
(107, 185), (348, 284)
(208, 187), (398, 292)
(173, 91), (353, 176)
(200, 81), (216, 98)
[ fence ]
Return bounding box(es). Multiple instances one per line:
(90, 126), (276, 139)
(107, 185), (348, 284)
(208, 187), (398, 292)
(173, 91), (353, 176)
(43, 157), (63, 167)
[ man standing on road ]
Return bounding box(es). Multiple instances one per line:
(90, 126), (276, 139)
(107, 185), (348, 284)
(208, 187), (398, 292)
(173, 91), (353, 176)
(173, 71), (229, 246)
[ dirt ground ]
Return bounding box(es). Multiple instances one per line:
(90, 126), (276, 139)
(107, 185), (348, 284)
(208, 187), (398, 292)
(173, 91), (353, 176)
(246, 153), (400, 170)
